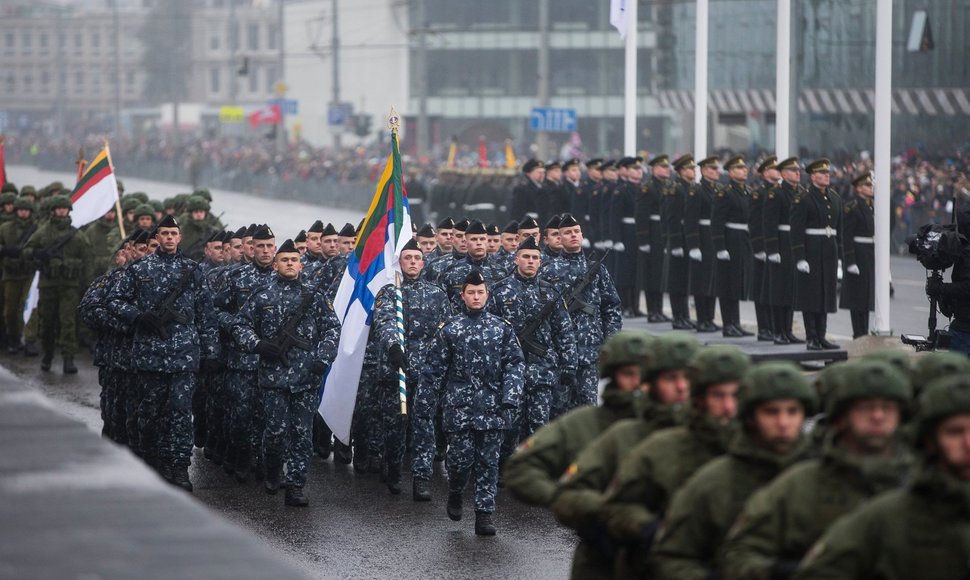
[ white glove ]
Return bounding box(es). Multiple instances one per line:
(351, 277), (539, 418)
(768, 253), (781, 264)
(716, 250), (731, 261)
(582, 238), (591, 249)
(671, 247), (684, 257)
(604, 240), (614, 249)
(614, 242), (626, 252)
(846, 264), (860, 275)
(689, 248), (702, 261)
(593, 240), (604, 250)
(638, 244), (651, 253)
(754, 251), (767, 262)
(796, 260), (811, 274)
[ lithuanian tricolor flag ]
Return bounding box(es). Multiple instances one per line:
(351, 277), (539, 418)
(70, 146), (119, 228)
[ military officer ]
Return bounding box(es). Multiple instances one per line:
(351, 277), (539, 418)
(636, 155), (668, 321)
(509, 159), (544, 222)
(712, 155), (754, 337)
(751, 156), (779, 341)
(541, 160), (567, 223)
(764, 157), (804, 345)
(686, 156), (721, 333)
(667, 154), (695, 329)
(840, 172), (876, 338)
(581, 159), (604, 247)
(791, 159), (843, 350)
(598, 161), (619, 252)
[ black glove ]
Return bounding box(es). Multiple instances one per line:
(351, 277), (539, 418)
(561, 374), (577, 388)
(311, 361), (328, 375)
(640, 518), (662, 552)
(926, 277), (944, 298)
(387, 342), (405, 370)
(32, 248), (50, 263)
(769, 560), (801, 580)
(135, 312), (165, 335)
(200, 358), (221, 373)
(254, 340), (282, 359)
(1, 246), (21, 258)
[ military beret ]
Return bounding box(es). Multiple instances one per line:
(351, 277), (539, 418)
(401, 238), (421, 253)
(586, 158), (604, 170)
(232, 226), (247, 239)
(437, 217), (455, 230)
(502, 220), (520, 234)
(806, 158), (831, 173)
(647, 154), (670, 168)
(356, 219), (364, 235)
(308, 220), (325, 233)
(339, 223), (356, 237)
(465, 220), (487, 235)
(463, 270), (487, 286)
(454, 218), (470, 232)
(852, 172), (873, 188)
(245, 223), (258, 237)
(724, 155), (746, 170)
(776, 157), (800, 171)
(544, 160), (561, 171)
(205, 231), (219, 244)
(294, 229), (307, 243)
(757, 155), (778, 174)
(558, 213), (580, 228)
(416, 223), (436, 237)
(522, 159), (543, 174)
(132, 229), (151, 244)
(322, 223), (338, 236)
(544, 214), (562, 231)
(562, 158), (581, 171)
(519, 216), (540, 230)
(517, 236), (541, 253)
(672, 154), (695, 171)
(486, 223), (501, 236)
(252, 225), (275, 240)
(275, 239), (298, 255)
(410, 222), (417, 234)
(220, 230), (234, 243)
(698, 156), (720, 169)
(157, 215), (179, 229)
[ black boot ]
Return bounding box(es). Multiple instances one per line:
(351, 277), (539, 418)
(170, 466), (193, 492)
(386, 463), (402, 495)
(412, 478), (431, 502)
(334, 442), (353, 465)
(285, 486), (309, 507)
(41, 352), (53, 372)
(475, 512), (496, 536)
(447, 491), (463, 521)
(264, 456), (282, 495)
(23, 341), (38, 357)
(63, 356), (78, 374)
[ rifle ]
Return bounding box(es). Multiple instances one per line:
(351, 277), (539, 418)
(148, 262), (199, 339)
(33, 228), (79, 267)
(564, 249), (610, 316)
(265, 277), (329, 366)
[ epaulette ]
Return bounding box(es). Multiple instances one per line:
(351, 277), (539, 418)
(716, 189), (726, 198)
(752, 191), (760, 200)
(793, 194), (802, 204)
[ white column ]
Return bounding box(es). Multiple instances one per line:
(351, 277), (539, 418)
(624, 0), (638, 155)
(694, 0), (708, 157)
(873, 0), (893, 334)
(775, 0), (792, 158)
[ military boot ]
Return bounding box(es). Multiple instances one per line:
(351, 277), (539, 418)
(264, 456), (282, 495)
(23, 341), (38, 357)
(367, 454), (382, 474)
(170, 466), (193, 492)
(475, 512), (496, 536)
(447, 491), (463, 521)
(386, 463), (402, 495)
(63, 356), (77, 374)
(412, 478), (432, 502)
(284, 486), (309, 507)
(40, 352), (53, 372)
(334, 442), (353, 465)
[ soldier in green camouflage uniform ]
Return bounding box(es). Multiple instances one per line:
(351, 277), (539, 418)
(0, 197), (37, 352)
(83, 208), (123, 279)
(178, 196), (215, 261)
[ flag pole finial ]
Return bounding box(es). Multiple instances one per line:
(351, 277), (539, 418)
(387, 107), (400, 134)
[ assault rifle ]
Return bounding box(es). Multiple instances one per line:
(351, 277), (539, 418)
(147, 263), (199, 339)
(264, 281), (326, 366)
(32, 229), (78, 266)
(564, 249), (610, 316)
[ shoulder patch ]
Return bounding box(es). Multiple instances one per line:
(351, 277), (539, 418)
(559, 462), (580, 483)
(793, 195), (801, 204)
(767, 191), (775, 199)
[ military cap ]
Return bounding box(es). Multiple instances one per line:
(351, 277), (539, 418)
(486, 223), (501, 236)
(672, 154), (695, 172)
(852, 172), (873, 188)
(244, 223), (258, 237)
(275, 239), (297, 255)
(600, 160), (617, 170)
(724, 155), (746, 170)
(356, 219), (364, 235)
(776, 157), (800, 171)
(463, 270), (487, 287)
(401, 238), (421, 253)
(193, 188), (213, 202)
(252, 225), (275, 240)
(128, 191), (150, 204)
(522, 159), (543, 174)
(826, 360), (912, 421)
(697, 156), (720, 169)
(339, 223), (356, 237)
(0, 192), (16, 206)
(454, 218), (470, 233)
(12, 197), (33, 211)
(806, 158), (831, 173)
(757, 156), (778, 173)
(133, 203), (154, 219)
(322, 223), (338, 237)
(132, 229), (150, 244)
(688, 346), (751, 397)
(308, 220), (325, 233)
(205, 231), (220, 244)
(586, 158), (604, 170)
(915, 374), (970, 443)
(49, 195), (73, 210)
(517, 236), (541, 253)
(544, 160), (561, 171)
(294, 229), (307, 243)
(519, 216), (540, 230)
(186, 195), (210, 211)
(416, 223), (436, 237)
(912, 352), (970, 395)
(502, 220), (520, 234)
(219, 230), (233, 243)
(647, 154), (670, 168)
(157, 215), (179, 229)
(1, 183), (17, 194)
(739, 362), (817, 419)
(559, 213), (580, 229)
(19, 185), (36, 196)
(562, 158), (581, 171)
(544, 214), (562, 231)
(465, 220), (487, 235)
(646, 333), (699, 380)
(120, 197), (140, 213)
(861, 349), (914, 381)
(437, 217), (455, 230)
(599, 329), (655, 379)
(617, 157), (638, 169)
(232, 226), (247, 239)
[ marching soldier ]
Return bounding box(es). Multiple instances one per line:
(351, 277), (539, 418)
(666, 154), (695, 329)
(293, 230), (307, 255)
(509, 159), (544, 222)
(598, 161), (619, 252)
(424, 218), (467, 284)
(637, 155), (668, 321)
(426, 217), (454, 266)
(563, 158), (585, 229)
(301, 220), (325, 270)
(541, 160), (567, 223)
(751, 156), (779, 341)
(0, 197), (37, 352)
(791, 158), (843, 351)
(764, 157), (803, 345)
(83, 207), (122, 277)
(179, 196), (216, 261)
(415, 223), (437, 255)
(686, 156), (721, 333)
(840, 172), (876, 338)
(581, 159), (604, 247)
(438, 220), (504, 310)
(712, 155), (754, 337)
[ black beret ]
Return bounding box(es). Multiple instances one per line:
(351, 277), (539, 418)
(466, 220), (487, 235)
(517, 236), (541, 252)
(502, 220), (520, 234)
(232, 226), (247, 239)
(132, 229), (150, 244)
(220, 230), (233, 243)
(558, 213), (580, 228)
(322, 223), (338, 236)
(252, 225), (275, 240)
(356, 219), (364, 235)
(401, 238), (421, 253)
(519, 216), (540, 230)
(416, 223), (436, 237)
(463, 271), (486, 286)
(454, 218), (470, 232)
(544, 214), (562, 231)
(522, 159), (543, 174)
(308, 220), (325, 233)
(437, 216), (455, 229)
(486, 223), (501, 236)
(339, 223), (356, 237)
(275, 239), (298, 255)
(294, 229), (307, 243)
(157, 215), (179, 229)
(245, 223), (258, 237)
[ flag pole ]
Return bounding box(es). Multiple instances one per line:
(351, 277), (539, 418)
(75, 147), (87, 182)
(388, 108), (408, 416)
(104, 140), (126, 239)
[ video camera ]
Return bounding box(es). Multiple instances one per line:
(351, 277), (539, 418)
(901, 223), (968, 351)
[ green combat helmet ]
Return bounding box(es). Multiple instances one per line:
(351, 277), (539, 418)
(120, 197), (140, 214)
(127, 191), (149, 204)
(13, 197), (34, 211)
(688, 345), (751, 397)
(598, 329), (656, 379)
(915, 374), (970, 443)
(825, 359), (912, 421)
(186, 195), (210, 212)
(912, 352), (970, 396)
(133, 203), (155, 220)
(861, 349), (915, 382)
(1, 183), (17, 194)
(0, 192), (16, 206)
(193, 188), (213, 202)
(19, 185), (36, 197)
(645, 333), (700, 381)
(739, 362), (817, 420)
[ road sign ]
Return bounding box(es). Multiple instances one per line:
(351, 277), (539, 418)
(218, 106), (245, 123)
(268, 99), (298, 115)
(529, 107), (577, 133)
(328, 102), (353, 126)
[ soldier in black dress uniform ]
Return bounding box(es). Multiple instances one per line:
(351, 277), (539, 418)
(562, 159), (585, 234)
(509, 160), (544, 222)
(791, 158), (843, 351)
(613, 158), (640, 315)
(750, 156), (778, 341)
(687, 156), (721, 332)
(764, 157), (804, 345)
(597, 161), (619, 252)
(712, 155), (754, 337)
(581, 159), (604, 247)
(840, 172), (876, 338)
(637, 155), (670, 322)
(541, 161), (567, 224)
(666, 154), (695, 329)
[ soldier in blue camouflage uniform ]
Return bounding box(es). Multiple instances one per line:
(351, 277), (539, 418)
(373, 238), (452, 497)
(212, 225), (277, 480)
(422, 217), (454, 270)
(412, 270), (525, 535)
(490, 235), (578, 464)
(415, 222), (438, 255)
(423, 217), (468, 284)
(107, 215), (220, 491)
(540, 214), (622, 413)
(490, 220), (519, 278)
(300, 220), (326, 272)
(233, 239), (340, 506)
(438, 220), (505, 310)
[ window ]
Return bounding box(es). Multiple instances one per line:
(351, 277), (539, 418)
(5, 72), (14, 93)
(91, 32), (100, 51)
(267, 26), (277, 50)
(265, 64), (278, 93)
(125, 70), (135, 94)
(247, 23), (259, 51)
(75, 70), (84, 93)
(22, 31), (31, 51)
(75, 32), (83, 49)
(210, 34), (220, 51)
(248, 65), (259, 93)
(39, 32), (48, 51)
(40, 69), (50, 90)
(210, 67), (221, 93)
(4, 32), (13, 49)
(23, 72), (32, 94)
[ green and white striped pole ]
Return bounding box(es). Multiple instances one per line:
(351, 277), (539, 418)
(394, 273), (408, 415)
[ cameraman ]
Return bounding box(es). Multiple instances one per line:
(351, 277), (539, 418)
(926, 205), (970, 356)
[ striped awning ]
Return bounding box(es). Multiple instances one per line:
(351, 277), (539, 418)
(656, 88), (970, 116)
